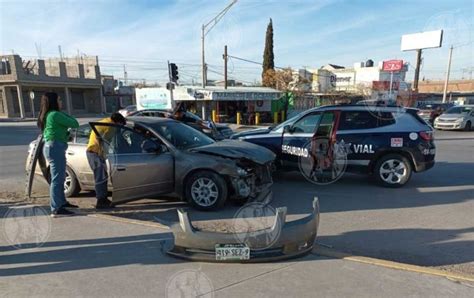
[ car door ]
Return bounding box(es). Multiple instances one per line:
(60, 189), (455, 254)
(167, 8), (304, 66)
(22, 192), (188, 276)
(90, 122), (174, 204)
(301, 110), (342, 182)
(281, 112), (322, 168)
(337, 110), (390, 167)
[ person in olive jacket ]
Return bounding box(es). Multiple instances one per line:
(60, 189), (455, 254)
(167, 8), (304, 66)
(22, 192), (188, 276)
(37, 92), (79, 217)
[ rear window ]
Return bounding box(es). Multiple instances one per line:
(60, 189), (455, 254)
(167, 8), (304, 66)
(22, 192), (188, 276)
(445, 106), (472, 114)
(339, 111), (395, 130)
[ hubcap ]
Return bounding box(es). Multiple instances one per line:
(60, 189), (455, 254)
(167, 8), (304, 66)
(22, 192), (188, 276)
(379, 159), (407, 184)
(64, 171), (72, 193)
(191, 178), (219, 207)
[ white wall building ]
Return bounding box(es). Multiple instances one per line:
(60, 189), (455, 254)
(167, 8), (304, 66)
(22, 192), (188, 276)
(296, 60), (410, 100)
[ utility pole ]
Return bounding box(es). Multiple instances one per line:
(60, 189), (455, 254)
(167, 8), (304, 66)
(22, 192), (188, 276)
(413, 49), (422, 92)
(58, 45), (64, 61)
(442, 45), (453, 103)
(123, 64), (128, 85)
(223, 45), (228, 89)
(201, 0), (238, 88)
(201, 24), (206, 88)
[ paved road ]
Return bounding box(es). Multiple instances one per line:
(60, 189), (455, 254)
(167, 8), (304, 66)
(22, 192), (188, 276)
(1, 121), (473, 295)
(0, 119), (98, 193)
(0, 212), (472, 297)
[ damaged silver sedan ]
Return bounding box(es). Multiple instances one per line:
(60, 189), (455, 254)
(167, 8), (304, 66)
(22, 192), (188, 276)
(26, 117), (275, 211)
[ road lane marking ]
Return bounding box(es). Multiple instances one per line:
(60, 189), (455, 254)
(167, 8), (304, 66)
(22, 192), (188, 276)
(312, 244), (474, 282)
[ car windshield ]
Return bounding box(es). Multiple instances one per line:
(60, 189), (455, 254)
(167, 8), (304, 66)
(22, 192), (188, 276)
(272, 114), (301, 132)
(445, 106), (472, 114)
(151, 121), (214, 150)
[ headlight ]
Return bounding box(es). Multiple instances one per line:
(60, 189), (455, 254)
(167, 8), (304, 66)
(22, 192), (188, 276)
(455, 118), (464, 123)
(236, 167), (248, 176)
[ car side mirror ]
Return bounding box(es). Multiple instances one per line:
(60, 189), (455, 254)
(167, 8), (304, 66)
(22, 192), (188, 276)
(283, 125), (293, 133)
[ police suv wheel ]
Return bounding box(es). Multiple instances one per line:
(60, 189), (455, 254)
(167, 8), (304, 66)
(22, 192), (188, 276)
(185, 171), (227, 211)
(373, 154), (412, 188)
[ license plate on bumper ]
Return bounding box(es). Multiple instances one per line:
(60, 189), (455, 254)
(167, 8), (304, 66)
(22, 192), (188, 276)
(215, 244), (250, 261)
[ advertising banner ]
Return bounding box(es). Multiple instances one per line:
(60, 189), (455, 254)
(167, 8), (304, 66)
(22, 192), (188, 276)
(135, 87), (171, 110)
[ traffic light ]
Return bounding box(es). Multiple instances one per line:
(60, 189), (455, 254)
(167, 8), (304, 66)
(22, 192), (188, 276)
(169, 63), (179, 83)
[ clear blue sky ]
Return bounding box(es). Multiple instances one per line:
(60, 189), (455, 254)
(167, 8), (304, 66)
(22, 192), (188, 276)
(1, 0), (472, 84)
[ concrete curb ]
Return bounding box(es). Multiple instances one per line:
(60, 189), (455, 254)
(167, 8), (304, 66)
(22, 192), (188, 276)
(312, 244), (474, 283)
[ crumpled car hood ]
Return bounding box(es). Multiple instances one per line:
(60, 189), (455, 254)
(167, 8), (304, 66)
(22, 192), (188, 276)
(191, 140), (275, 165)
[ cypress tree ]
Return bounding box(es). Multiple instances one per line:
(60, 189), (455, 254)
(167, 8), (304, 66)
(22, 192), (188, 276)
(262, 18), (274, 85)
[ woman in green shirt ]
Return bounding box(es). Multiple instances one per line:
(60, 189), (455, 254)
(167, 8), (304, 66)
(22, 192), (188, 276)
(37, 92), (79, 217)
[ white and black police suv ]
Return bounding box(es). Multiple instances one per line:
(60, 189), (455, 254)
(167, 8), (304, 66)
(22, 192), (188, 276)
(231, 105), (435, 187)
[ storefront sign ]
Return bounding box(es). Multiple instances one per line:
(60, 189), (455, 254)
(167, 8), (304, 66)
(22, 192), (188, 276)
(212, 91), (280, 101)
(382, 60), (404, 72)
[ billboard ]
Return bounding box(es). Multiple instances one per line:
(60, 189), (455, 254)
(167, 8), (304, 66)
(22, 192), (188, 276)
(401, 30), (443, 51)
(135, 87), (171, 110)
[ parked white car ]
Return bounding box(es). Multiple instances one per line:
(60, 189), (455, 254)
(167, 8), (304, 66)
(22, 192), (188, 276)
(434, 105), (474, 131)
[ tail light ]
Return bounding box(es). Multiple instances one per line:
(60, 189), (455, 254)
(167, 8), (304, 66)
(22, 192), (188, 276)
(419, 131), (434, 141)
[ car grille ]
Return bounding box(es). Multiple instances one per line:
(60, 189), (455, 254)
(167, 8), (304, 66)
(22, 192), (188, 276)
(438, 118), (457, 123)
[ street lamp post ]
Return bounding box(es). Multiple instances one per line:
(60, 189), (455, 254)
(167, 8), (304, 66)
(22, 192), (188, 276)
(201, 0), (237, 88)
(200, 0), (237, 119)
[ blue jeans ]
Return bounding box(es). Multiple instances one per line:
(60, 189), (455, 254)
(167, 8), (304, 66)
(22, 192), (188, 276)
(86, 151), (108, 201)
(43, 141), (68, 212)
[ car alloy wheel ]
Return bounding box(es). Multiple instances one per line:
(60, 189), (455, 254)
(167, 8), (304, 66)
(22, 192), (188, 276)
(379, 159), (407, 184)
(64, 171), (72, 193)
(191, 178), (219, 207)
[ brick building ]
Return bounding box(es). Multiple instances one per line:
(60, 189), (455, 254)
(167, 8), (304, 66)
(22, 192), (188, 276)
(0, 55), (104, 118)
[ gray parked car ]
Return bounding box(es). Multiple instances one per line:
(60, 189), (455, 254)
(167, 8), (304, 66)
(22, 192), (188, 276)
(27, 117), (275, 211)
(434, 105), (474, 131)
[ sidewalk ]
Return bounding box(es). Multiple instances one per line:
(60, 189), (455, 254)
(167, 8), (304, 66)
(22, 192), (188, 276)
(1, 205), (471, 297)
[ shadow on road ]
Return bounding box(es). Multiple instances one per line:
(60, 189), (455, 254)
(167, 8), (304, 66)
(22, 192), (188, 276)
(318, 227), (474, 267)
(0, 233), (180, 277)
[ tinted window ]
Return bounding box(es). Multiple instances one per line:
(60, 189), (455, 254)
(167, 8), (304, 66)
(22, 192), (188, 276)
(272, 114), (300, 132)
(75, 124), (92, 144)
(315, 112), (335, 137)
(92, 124), (158, 155)
(116, 128), (156, 154)
(151, 122), (214, 150)
(339, 111), (378, 130)
(375, 112), (396, 127)
(445, 106), (472, 114)
(292, 113), (321, 133)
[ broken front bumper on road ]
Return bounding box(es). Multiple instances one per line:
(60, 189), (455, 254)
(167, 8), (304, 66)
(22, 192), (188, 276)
(167, 197), (320, 263)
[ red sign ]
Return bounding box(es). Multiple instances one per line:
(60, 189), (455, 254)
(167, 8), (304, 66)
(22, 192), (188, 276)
(372, 81), (400, 91)
(382, 60), (404, 72)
